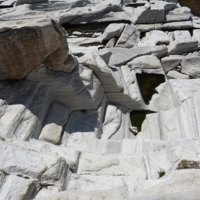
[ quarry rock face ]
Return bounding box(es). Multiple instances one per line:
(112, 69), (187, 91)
(0, 0), (200, 199)
(0, 16), (69, 80)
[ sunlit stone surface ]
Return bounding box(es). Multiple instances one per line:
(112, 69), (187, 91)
(0, 0), (200, 199)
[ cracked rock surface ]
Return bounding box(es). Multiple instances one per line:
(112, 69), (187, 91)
(0, 0), (200, 199)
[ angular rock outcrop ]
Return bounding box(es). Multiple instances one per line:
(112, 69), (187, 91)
(1, 0), (200, 199)
(0, 16), (69, 80)
(181, 52), (200, 78)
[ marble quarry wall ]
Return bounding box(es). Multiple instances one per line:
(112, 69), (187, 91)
(0, 0), (200, 199)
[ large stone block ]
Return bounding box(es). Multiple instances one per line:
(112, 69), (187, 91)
(0, 17), (66, 80)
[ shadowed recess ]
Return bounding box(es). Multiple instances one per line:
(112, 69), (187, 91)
(130, 110), (155, 132)
(136, 73), (165, 105)
(179, 0), (200, 16)
(0, 5), (13, 8)
(62, 21), (131, 37)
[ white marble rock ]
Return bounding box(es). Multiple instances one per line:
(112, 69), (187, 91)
(167, 70), (190, 79)
(0, 1), (200, 199)
(181, 52), (200, 78)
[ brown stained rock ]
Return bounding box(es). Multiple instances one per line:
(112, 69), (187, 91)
(44, 38), (69, 72)
(177, 160), (200, 170)
(0, 18), (65, 80)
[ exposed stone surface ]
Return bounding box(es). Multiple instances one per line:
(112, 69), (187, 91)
(98, 46), (168, 66)
(181, 52), (200, 78)
(34, 190), (133, 200)
(167, 70), (190, 79)
(161, 55), (183, 73)
(138, 30), (170, 47)
(0, 16), (67, 80)
(168, 30), (199, 54)
(67, 174), (140, 192)
(102, 104), (122, 140)
(41, 102), (70, 144)
(79, 53), (123, 93)
(0, 175), (40, 200)
(165, 7), (191, 22)
(115, 24), (140, 48)
(193, 30), (200, 44)
(43, 38), (69, 72)
(127, 55), (163, 74)
(1, 0), (200, 199)
(101, 23), (125, 43)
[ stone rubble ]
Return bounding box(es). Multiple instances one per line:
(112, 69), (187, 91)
(0, 0), (200, 199)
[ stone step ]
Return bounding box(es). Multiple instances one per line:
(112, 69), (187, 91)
(67, 174), (141, 192)
(123, 169), (200, 199)
(77, 152), (147, 178)
(122, 138), (200, 179)
(0, 139), (70, 190)
(34, 170), (200, 200)
(124, 190), (200, 200)
(35, 189), (133, 200)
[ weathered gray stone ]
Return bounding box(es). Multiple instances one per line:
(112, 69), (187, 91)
(101, 23), (125, 42)
(193, 29), (200, 45)
(0, 175), (40, 200)
(135, 1), (176, 24)
(125, 190), (200, 200)
(161, 55), (183, 73)
(181, 53), (200, 78)
(98, 46), (168, 66)
(165, 7), (191, 22)
(138, 30), (170, 47)
(162, 20), (193, 30)
(78, 152), (146, 178)
(102, 104), (122, 140)
(0, 171), (6, 190)
(79, 53), (123, 92)
(1, 2), (200, 200)
(105, 38), (117, 48)
(167, 70), (190, 79)
(168, 31), (199, 54)
(127, 55), (163, 74)
(41, 103), (70, 144)
(115, 24), (140, 48)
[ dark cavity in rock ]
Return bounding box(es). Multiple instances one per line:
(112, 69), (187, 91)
(62, 21), (131, 37)
(130, 110), (155, 132)
(0, 5), (13, 9)
(179, 0), (200, 16)
(125, 3), (146, 8)
(136, 73), (165, 105)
